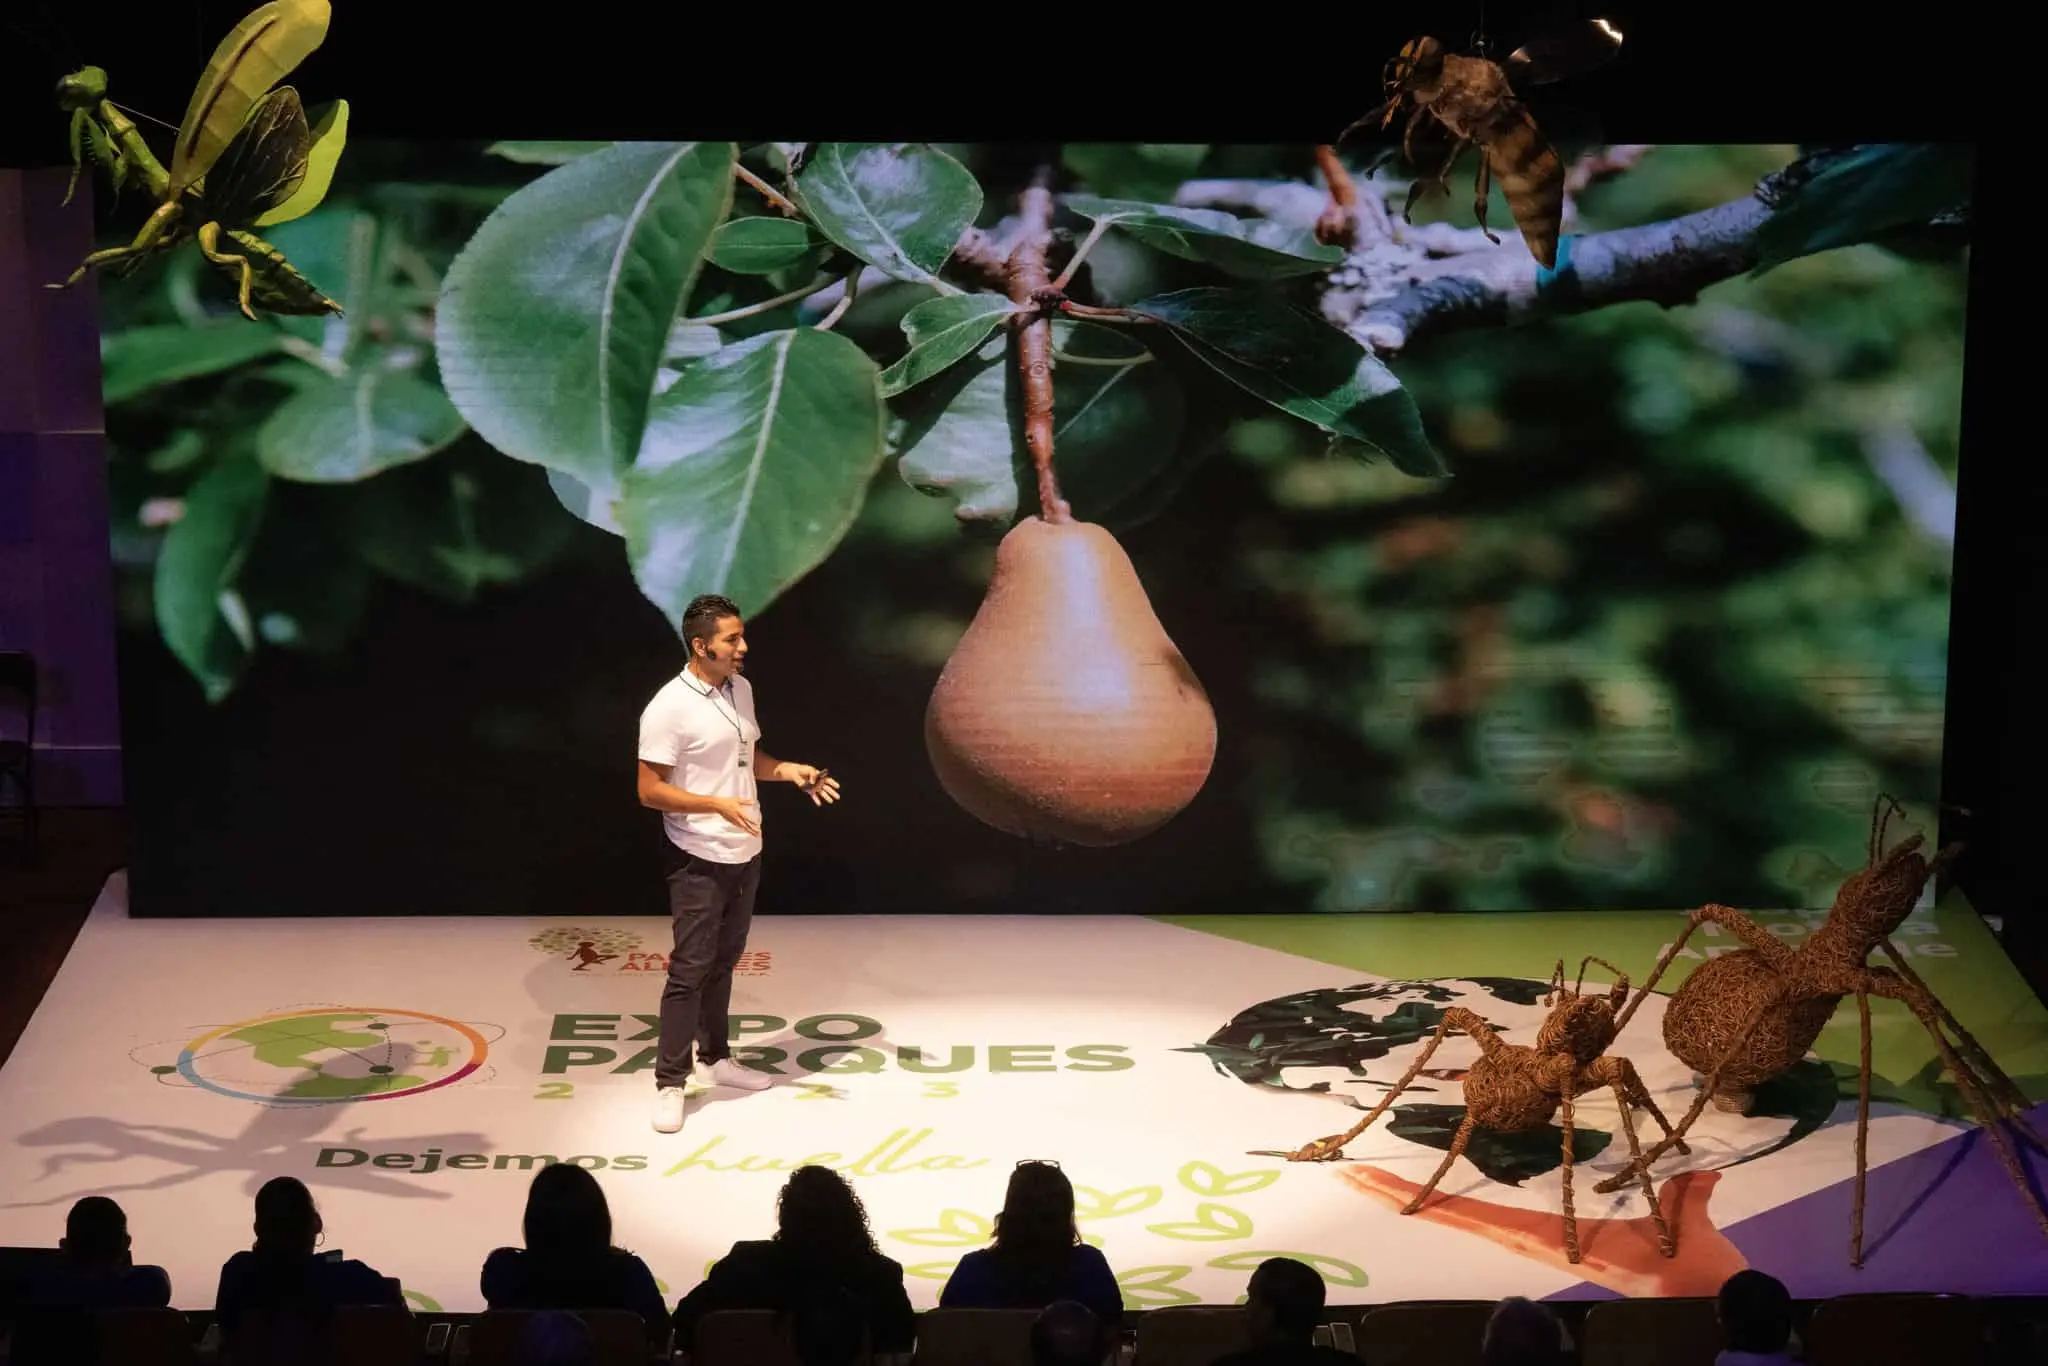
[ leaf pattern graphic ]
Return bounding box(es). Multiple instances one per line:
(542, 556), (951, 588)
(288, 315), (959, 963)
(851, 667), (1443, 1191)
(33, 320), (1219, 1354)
(1074, 1184), (1164, 1220)
(1117, 1265), (1200, 1308)
(1207, 1250), (1370, 1288)
(1147, 1202), (1254, 1242)
(889, 1209), (993, 1247)
(1180, 1160), (1281, 1197)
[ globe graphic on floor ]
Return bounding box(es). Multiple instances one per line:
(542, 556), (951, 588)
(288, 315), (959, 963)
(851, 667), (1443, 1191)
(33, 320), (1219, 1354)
(1186, 976), (1827, 1217)
(151, 1007), (489, 1106)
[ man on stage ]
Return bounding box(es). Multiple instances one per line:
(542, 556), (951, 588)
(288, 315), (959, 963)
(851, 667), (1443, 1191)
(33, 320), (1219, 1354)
(636, 594), (841, 1134)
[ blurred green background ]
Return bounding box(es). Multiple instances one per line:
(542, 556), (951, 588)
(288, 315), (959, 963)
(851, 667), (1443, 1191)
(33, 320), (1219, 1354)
(100, 142), (1967, 918)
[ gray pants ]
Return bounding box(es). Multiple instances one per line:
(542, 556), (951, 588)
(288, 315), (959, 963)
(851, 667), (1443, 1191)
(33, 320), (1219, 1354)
(656, 841), (761, 1088)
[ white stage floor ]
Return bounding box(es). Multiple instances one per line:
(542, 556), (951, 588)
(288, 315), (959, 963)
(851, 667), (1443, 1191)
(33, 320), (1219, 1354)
(1, 874), (2045, 1314)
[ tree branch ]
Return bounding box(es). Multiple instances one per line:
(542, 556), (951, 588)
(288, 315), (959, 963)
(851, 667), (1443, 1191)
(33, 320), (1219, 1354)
(1860, 422), (1957, 549)
(1180, 149), (1930, 358)
(1007, 166), (1069, 524)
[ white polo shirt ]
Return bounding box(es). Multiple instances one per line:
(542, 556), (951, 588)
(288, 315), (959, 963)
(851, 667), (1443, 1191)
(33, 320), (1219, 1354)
(637, 667), (764, 864)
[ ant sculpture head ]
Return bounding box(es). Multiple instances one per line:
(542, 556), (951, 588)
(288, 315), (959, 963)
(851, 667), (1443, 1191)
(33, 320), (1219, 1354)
(1834, 794), (1965, 941)
(1538, 956), (1629, 1064)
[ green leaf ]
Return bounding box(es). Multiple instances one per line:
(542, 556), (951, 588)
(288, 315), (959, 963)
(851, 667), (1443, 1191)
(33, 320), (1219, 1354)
(791, 143), (982, 287)
(145, 430), (209, 474)
(1061, 145), (1211, 203)
(154, 451), (269, 702)
(101, 324), (288, 404)
(1116, 1266), (1200, 1308)
(436, 141), (737, 498)
(1178, 1160), (1281, 1197)
(902, 1261), (960, 1281)
(879, 294), (1024, 397)
(1062, 195), (1343, 281)
(1206, 1251), (1368, 1288)
(237, 490), (372, 655)
(894, 321), (1186, 526)
(335, 447), (578, 604)
(486, 141), (615, 165)
(1146, 1203), (1254, 1241)
(1073, 1184), (1164, 1221)
(888, 1210), (992, 1248)
(617, 327), (887, 626)
(1754, 143), (1974, 275)
(254, 98), (349, 227)
(710, 215), (827, 275)
(1127, 287), (1446, 478)
(546, 469), (623, 536)
(255, 368), (468, 483)
(258, 208), (377, 347)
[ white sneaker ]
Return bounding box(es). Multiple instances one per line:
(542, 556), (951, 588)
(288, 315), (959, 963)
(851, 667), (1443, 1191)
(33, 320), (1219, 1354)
(652, 1086), (687, 1133)
(701, 1057), (773, 1091)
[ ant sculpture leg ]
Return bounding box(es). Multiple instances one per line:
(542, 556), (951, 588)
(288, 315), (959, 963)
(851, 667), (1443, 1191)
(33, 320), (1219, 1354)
(1584, 1055), (1685, 1257)
(1881, 942), (2047, 1152)
(1267, 1006), (1501, 1163)
(1407, 1110), (1485, 1218)
(1864, 966), (2048, 1246)
(1612, 904), (1796, 1038)
(1594, 979), (1793, 1195)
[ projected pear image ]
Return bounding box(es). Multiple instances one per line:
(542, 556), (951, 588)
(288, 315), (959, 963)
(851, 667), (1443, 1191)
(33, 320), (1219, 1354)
(924, 515), (1217, 846)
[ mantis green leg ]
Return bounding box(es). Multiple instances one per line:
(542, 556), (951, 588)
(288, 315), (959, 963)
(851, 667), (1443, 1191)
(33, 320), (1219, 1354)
(48, 197), (182, 291)
(195, 220), (261, 322)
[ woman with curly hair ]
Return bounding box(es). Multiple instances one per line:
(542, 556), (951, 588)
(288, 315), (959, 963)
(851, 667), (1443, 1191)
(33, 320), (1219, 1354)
(671, 1163), (915, 1354)
(940, 1161), (1122, 1326)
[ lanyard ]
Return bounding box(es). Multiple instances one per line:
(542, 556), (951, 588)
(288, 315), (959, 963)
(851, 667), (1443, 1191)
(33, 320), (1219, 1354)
(684, 672), (749, 767)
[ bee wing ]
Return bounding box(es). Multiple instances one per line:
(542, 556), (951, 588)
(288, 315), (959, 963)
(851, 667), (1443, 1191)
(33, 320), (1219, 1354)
(1503, 18), (1624, 90)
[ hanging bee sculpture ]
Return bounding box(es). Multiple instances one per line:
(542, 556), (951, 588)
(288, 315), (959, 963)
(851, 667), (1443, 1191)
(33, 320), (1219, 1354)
(1339, 17), (1623, 270)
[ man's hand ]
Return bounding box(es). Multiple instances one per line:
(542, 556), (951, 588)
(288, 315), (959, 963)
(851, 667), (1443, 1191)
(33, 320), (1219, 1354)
(712, 797), (762, 836)
(780, 763), (842, 807)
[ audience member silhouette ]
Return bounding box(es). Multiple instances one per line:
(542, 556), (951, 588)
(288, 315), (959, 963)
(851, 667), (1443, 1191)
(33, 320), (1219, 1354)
(480, 1163), (667, 1346)
(21, 1196), (171, 1311)
(1716, 1268), (1800, 1365)
(787, 1280), (871, 1366)
(1209, 1256), (1352, 1365)
(511, 1308), (598, 1365)
(672, 1163), (915, 1354)
(1481, 1295), (1568, 1366)
(211, 1176), (403, 1361)
(6, 1196), (174, 1366)
(1031, 1298), (1109, 1366)
(939, 1160), (1122, 1326)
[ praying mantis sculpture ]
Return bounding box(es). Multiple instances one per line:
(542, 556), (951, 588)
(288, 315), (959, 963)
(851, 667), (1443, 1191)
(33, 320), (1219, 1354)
(1595, 794), (2048, 1266)
(1256, 956), (1687, 1265)
(47, 0), (348, 321)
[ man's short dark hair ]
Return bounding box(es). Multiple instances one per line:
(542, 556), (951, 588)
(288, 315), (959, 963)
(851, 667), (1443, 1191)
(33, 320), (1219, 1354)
(1029, 1300), (1102, 1365)
(1248, 1256), (1326, 1341)
(63, 1196), (128, 1260)
(1482, 1297), (1564, 1366)
(681, 595), (743, 652)
(1718, 1269), (1793, 1353)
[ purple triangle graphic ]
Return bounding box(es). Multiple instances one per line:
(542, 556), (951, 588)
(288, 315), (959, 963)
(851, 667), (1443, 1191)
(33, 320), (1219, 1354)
(1545, 1102), (2048, 1302)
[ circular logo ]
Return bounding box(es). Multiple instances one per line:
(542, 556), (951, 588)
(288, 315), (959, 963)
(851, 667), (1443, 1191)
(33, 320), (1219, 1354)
(158, 1007), (489, 1106)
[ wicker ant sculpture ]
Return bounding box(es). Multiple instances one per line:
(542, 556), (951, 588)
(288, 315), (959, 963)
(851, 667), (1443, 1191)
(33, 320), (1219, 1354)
(1594, 794), (2048, 1265)
(1256, 956), (1688, 1264)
